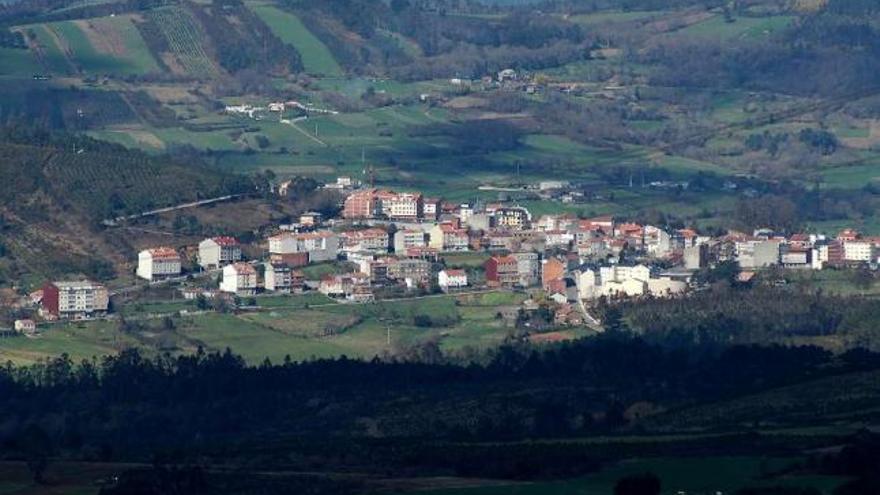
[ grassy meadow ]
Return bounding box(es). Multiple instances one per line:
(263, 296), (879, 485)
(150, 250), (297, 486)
(0, 292), (536, 365)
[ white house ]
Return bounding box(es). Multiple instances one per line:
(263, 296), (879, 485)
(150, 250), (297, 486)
(198, 237), (241, 269)
(137, 247), (182, 281)
(14, 319), (36, 334)
(220, 262), (257, 296)
(438, 269), (468, 292)
(268, 231), (338, 262)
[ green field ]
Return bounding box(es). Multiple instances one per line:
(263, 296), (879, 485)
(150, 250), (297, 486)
(0, 292), (534, 365)
(249, 4), (343, 76)
(24, 24), (73, 74)
(672, 14), (795, 41)
(0, 320), (139, 365)
(568, 10), (665, 26)
(16, 17), (160, 76)
(0, 46), (41, 76)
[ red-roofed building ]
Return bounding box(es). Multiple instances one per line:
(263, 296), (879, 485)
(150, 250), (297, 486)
(137, 247), (182, 280)
(542, 257), (566, 291)
(198, 237), (241, 269)
(438, 269), (468, 291)
(485, 255), (519, 287)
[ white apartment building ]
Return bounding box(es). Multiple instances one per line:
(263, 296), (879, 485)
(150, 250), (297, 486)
(198, 237), (241, 269)
(220, 262), (257, 296)
(136, 247), (182, 281)
(843, 240), (874, 262)
(269, 231), (338, 262)
(378, 192), (422, 220)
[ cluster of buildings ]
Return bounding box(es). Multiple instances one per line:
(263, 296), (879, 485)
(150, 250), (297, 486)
(21, 179), (880, 330)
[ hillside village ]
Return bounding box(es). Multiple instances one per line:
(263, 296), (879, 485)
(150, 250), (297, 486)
(10, 175), (878, 337)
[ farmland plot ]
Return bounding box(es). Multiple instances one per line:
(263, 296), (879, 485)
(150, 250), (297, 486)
(146, 6), (218, 77)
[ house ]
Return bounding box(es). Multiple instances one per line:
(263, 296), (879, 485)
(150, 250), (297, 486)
(137, 247), (182, 281)
(198, 237), (241, 269)
(492, 206), (532, 230)
(388, 258), (432, 286)
(341, 228), (389, 254)
(343, 189), (425, 220)
(394, 229), (428, 253)
(364, 258), (392, 285)
(542, 257), (567, 291)
(269, 231), (337, 264)
(544, 230), (574, 248)
(484, 255), (519, 288)
(378, 191), (423, 220)
(41, 281), (109, 320)
(554, 304), (584, 327)
(264, 263), (294, 293)
(781, 246), (811, 268)
(736, 240), (780, 268)
(299, 211), (323, 227)
(438, 269), (468, 292)
(580, 215), (614, 234)
(14, 319), (36, 334)
(319, 273), (370, 298)
(683, 244), (708, 270)
(513, 252), (541, 287)
(220, 262), (257, 296)
(498, 68), (517, 82)
(429, 223), (470, 252)
(423, 198), (442, 220)
(342, 189), (378, 218)
(486, 231), (517, 251)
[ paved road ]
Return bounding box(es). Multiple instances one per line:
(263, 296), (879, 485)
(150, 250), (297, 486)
(102, 194), (244, 226)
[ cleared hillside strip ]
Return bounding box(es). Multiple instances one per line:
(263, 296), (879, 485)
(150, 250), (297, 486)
(249, 4), (342, 76)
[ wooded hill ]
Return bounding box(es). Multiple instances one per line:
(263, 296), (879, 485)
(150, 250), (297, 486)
(0, 128), (245, 284)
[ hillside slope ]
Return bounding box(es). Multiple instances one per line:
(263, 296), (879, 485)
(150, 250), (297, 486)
(0, 130), (245, 284)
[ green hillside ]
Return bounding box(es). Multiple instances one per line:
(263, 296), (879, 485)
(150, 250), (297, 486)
(250, 3), (342, 76)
